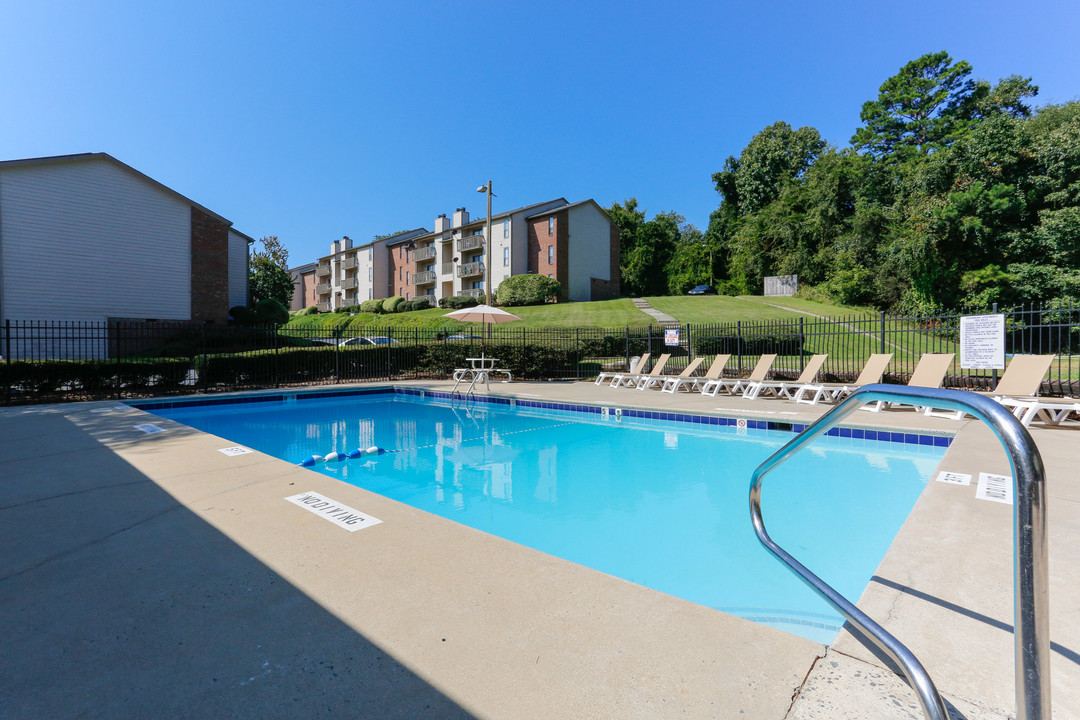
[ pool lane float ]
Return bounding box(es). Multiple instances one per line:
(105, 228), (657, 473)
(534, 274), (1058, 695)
(301, 447), (383, 466)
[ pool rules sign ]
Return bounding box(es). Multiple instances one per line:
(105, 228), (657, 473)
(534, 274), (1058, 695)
(960, 314), (1005, 370)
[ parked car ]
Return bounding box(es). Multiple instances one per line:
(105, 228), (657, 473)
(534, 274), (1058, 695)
(443, 334), (484, 341)
(339, 336), (400, 347)
(688, 285), (717, 295)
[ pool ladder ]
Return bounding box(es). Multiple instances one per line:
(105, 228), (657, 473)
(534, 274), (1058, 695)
(750, 384), (1050, 720)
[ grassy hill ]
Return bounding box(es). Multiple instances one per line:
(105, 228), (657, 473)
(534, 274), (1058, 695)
(282, 295), (871, 333)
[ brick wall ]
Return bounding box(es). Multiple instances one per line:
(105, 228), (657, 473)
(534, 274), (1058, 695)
(527, 211), (569, 300)
(387, 243), (416, 300)
(190, 207), (229, 322)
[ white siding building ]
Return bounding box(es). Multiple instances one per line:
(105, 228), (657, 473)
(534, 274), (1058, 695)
(0, 153), (252, 356)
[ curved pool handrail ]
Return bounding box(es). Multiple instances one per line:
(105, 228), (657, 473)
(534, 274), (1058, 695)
(749, 384), (1049, 720)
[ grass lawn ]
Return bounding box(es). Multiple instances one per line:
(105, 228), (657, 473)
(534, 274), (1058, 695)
(645, 295), (873, 324)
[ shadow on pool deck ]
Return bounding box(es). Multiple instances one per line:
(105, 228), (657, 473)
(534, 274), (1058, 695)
(0, 410), (475, 720)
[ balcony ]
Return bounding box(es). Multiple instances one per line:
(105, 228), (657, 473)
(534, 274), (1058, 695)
(317, 300), (332, 312)
(457, 261), (485, 278)
(414, 270), (437, 285)
(340, 277), (357, 290)
(441, 262), (455, 276)
(458, 235), (484, 252)
(316, 282), (332, 294)
(340, 257), (358, 270)
(414, 246), (437, 261)
(316, 263), (331, 277)
(458, 289), (486, 299)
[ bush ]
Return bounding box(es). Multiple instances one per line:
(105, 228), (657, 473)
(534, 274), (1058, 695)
(438, 295), (480, 310)
(360, 299), (383, 313)
(254, 298), (290, 325)
(229, 306), (259, 325)
(382, 296), (406, 313)
(302, 305), (320, 315)
(405, 298), (433, 312)
(497, 274), (561, 306)
(335, 304), (362, 314)
(691, 332), (805, 356)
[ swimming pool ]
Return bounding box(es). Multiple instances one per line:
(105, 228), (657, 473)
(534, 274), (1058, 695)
(138, 389), (947, 645)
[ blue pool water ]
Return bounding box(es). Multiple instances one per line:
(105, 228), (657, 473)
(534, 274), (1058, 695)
(141, 391), (946, 644)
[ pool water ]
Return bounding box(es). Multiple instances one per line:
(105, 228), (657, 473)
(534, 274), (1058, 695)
(145, 393), (945, 644)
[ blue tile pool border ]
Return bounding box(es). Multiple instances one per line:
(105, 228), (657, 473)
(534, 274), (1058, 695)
(128, 386), (953, 449)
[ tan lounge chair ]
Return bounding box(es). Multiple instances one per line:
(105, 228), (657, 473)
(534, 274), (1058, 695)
(792, 353), (894, 406)
(662, 354), (730, 394)
(597, 353), (650, 386)
(611, 353), (670, 389)
(701, 354), (777, 397)
(862, 353), (954, 412)
(639, 356), (703, 391)
(741, 354), (828, 400)
(928, 354), (1055, 420)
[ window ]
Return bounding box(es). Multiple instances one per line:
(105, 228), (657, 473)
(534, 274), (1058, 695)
(368, 247), (372, 260)
(399, 267), (402, 280)
(503, 219), (509, 238)
(548, 273), (553, 278)
(503, 247), (509, 266)
(548, 245), (554, 264)
(548, 217), (554, 235)
(406, 271), (410, 284)
(368, 267), (372, 281)
(368, 288), (372, 299)
(406, 292), (410, 300)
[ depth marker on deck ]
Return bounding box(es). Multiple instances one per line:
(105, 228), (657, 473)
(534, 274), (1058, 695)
(976, 472), (1013, 504)
(936, 471), (972, 486)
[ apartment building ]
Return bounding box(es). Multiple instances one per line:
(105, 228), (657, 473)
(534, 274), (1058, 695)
(0, 153), (251, 326)
(297, 198), (619, 311)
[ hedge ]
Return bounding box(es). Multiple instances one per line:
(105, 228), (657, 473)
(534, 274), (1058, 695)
(0, 358), (192, 399)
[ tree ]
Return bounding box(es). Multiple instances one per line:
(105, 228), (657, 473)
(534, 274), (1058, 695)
(249, 236), (294, 307)
(608, 199), (682, 296)
(715, 121), (826, 216)
(851, 51), (975, 160)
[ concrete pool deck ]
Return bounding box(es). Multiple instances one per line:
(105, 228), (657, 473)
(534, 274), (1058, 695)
(0, 380), (1077, 719)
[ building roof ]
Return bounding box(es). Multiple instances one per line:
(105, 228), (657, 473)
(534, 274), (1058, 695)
(408, 198), (570, 242)
(524, 198), (612, 222)
(0, 152), (242, 229)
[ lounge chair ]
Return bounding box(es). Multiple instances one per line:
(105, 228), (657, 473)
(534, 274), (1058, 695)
(597, 353), (650, 386)
(862, 353), (954, 412)
(792, 353), (894, 406)
(640, 357), (703, 391)
(611, 353), (670, 389)
(926, 354), (1055, 420)
(998, 397), (1080, 427)
(701, 354), (777, 398)
(741, 354), (828, 400)
(662, 354), (730, 394)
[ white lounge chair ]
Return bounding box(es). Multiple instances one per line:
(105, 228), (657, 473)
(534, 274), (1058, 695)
(640, 357), (703, 391)
(741, 354), (828, 400)
(662, 354), (730, 394)
(998, 397), (1080, 427)
(597, 353), (650, 386)
(862, 353), (954, 412)
(792, 353), (894, 406)
(612, 353), (670, 389)
(701, 354), (777, 398)
(927, 354), (1056, 420)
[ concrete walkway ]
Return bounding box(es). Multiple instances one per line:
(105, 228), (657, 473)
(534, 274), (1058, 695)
(632, 298), (680, 327)
(2, 382), (1078, 719)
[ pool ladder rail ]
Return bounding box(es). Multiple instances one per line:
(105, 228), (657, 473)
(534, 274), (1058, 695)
(750, 384), (1050, 720)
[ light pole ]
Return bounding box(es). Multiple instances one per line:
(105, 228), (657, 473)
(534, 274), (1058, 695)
(476, 180), (494, 304)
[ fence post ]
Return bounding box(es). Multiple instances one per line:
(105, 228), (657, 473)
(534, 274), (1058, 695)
(625, 326), (630, 369)
(991, 302), (999, 391)
(737, 320), (743, 372)
(799, 317), (805, 373)
(3, 319), (9, 364)
(880, 311), (886, 354)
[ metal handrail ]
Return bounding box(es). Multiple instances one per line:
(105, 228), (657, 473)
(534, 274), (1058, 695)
(749, 384), (1049, 720)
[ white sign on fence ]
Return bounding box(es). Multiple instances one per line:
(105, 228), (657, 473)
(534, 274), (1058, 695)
(664, 329), (680, 346)
(959, 314), (1005, 370)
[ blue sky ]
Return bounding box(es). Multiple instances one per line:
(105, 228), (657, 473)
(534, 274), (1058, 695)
(3, 0), (1077, 267)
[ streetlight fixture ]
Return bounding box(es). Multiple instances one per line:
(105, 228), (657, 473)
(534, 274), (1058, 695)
(476, 181), (494, 304)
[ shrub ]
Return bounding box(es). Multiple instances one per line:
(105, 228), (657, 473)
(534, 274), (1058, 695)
(382, 295), (406, 313)
(497, 274), (561, 306)
(229, 306), (259, 325)
(405, 298), (433, 312)
(335, 304), (362, 314)
(438, 295), (480, 310)
(360, 299), (383, 314)
(254, 298), (290, 325)
(303, 305), (320, 315)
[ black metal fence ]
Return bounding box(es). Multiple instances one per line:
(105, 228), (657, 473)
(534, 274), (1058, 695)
(2, 301), (1077, 404)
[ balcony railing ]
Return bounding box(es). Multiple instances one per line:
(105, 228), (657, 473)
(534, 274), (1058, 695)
(441, 262), (455, 275)
(317, 300), (332, 312)
(458, 235), (484, 252)
(414, 270), (437, 285)
(316, 264), (331, 277)
(458, 289), (486, 299)
(340, 257), (358, 270)
(340, 277), (357, 290)
(457, 261), (485, 278)
(414, 246), (437, 261)
(316, 282), (332, 294)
